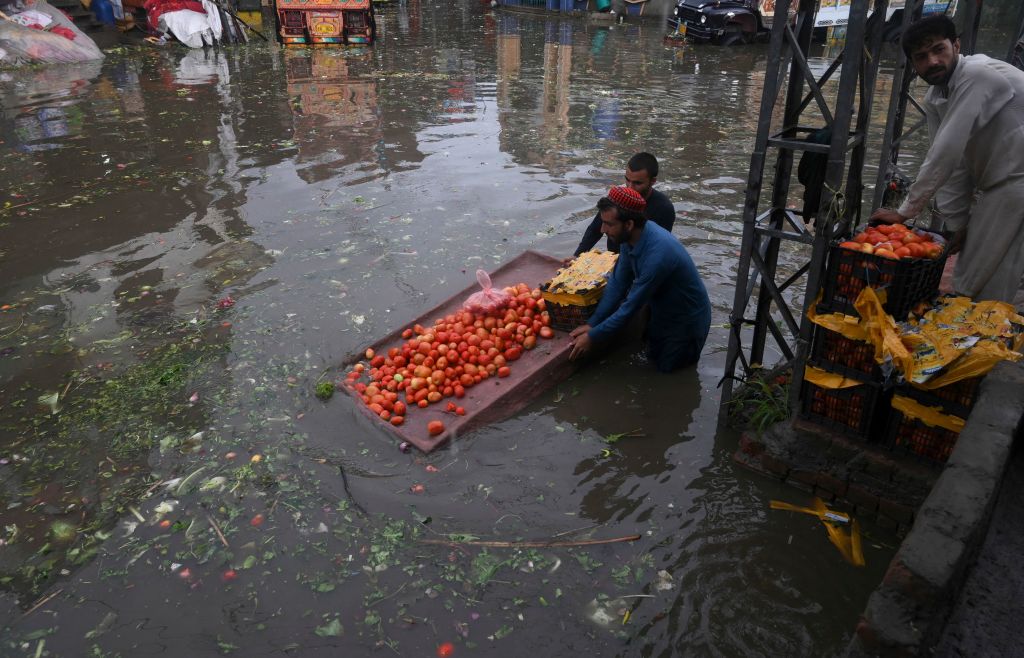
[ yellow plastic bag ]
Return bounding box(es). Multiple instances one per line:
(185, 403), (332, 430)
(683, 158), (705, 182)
(891, 394), (965, 433)
(803, 365), (864, 390)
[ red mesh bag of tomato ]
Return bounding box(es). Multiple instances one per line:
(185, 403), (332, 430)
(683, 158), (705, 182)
(462, 269), (511, 314)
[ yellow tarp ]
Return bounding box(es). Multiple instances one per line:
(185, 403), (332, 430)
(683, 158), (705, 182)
(770, 497), (864, 567)
(891, 394), (966, 433)
(803, 365), (866, 390)
(807, 288), (1022, 389)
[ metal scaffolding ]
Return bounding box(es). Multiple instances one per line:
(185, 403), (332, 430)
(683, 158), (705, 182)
(720, 0), (1006, 421)
(719, 0), (889, 415)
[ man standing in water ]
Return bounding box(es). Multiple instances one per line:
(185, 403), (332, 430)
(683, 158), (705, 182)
(573, 152), (676, 256)
(870, 15), (1024, 303)
(569, 186), (711, 372)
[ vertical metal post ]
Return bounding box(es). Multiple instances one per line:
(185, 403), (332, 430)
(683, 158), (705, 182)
(843, 1), (889, 230)
(1007, 0), (1024, 68)
(871, 0), (925, 212)
(959, 0), (983, 56)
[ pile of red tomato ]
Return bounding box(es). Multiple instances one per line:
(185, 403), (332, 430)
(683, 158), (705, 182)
(343, 283), (555, 434)
(838, 223), (944, 260)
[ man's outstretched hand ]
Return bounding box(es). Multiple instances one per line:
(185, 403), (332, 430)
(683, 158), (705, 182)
(869, 208), (908, 225)
(569, 324), (592, 361)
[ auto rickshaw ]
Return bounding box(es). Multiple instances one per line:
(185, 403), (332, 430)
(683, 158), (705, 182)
(275, 0), (375, 45)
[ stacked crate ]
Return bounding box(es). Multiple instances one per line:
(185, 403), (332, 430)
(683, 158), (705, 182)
(801, 239), (950, 443)
(801, 324), (891, 441)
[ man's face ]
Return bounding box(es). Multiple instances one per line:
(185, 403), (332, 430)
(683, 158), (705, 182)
(600, 207), (632, 244)
(910, 35), (960, 85)
(624, 167), (655, 198)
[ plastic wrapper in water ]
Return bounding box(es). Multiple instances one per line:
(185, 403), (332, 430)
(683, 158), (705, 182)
(0, 0), (104, 65)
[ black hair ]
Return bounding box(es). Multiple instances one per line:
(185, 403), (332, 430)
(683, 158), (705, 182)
(627, 152), (659, 179)
(597, 197), (647, 227)
(902, 14), (958, 58)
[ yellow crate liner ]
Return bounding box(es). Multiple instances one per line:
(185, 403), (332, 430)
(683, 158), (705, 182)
(542, 251), (617, 307)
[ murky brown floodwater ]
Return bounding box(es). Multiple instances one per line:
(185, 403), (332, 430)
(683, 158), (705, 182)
(0, 3), (936, 655)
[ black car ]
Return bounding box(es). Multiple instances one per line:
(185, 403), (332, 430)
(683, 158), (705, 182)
(668, 0), (769, 45)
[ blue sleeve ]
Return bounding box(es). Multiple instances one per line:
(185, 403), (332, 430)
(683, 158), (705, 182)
(574, 213), (603, 257)
(587, 252), (632, 329)
(588, 253), (670, 342)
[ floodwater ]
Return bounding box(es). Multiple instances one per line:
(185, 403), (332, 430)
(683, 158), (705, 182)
(0, 4), (912, 656)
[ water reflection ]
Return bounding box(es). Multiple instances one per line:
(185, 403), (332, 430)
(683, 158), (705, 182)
(0, 61), (102, 152)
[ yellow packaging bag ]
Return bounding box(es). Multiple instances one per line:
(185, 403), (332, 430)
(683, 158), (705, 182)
(803, 365), (866, 390)
(891, 394), (965, 433)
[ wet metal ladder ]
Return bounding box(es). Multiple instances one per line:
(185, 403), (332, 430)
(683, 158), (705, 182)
(719, 0), (889, 416)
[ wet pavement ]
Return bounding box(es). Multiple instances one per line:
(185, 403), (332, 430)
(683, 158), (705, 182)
(0, 4), (907, 656)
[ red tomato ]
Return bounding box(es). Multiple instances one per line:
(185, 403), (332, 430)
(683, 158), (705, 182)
(427, 420), (445, 436)
(454, 385), (465, 398)
(391, 415), (404, 426)
(539, 326), (554, 339)
(497, 366), (511, 378)
(455, 406), (466, 416)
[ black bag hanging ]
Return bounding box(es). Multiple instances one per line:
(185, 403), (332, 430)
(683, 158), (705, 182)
(797, 127), (832, 226)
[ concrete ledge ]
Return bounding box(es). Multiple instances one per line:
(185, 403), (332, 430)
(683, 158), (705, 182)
(846, 361), (1024, 657)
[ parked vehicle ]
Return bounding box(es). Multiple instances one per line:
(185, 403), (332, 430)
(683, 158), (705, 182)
(667, 0), (778, 45)
(274, 0), (375, 45)
(667, 0), (956, 46)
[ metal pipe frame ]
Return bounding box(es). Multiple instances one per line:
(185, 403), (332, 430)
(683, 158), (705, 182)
(719, 0), (889, 419)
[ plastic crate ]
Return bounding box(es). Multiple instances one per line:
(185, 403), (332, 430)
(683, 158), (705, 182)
(820, 243), (948, 320)
(800, 380), (889, 440)
(810, 326), (881, 383)
(543, 299), (598, 332)
(902, 376), (983, 420)
(885, 407), (961, 466)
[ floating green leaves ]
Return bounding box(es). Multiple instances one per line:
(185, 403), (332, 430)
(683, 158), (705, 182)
(314, 618), (344, 637)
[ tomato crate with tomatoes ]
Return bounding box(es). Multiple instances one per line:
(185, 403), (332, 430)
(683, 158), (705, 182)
(820, 224), (948, 320)
(540, 251), (618, 331)
(800, 380), (890, 440)
(884, 405), (961, 466)
(810, 326), (882, 383)
(902, 376), (983, 422)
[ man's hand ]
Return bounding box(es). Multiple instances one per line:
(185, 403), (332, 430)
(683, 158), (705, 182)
(869, 208), (909, 225)
(569, 324), (592, 361)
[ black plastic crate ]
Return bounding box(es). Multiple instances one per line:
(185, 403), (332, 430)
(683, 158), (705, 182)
(820, 243), (948, 320)
(544, 300), (598, 332)
(810, 326), (882, 383)
(800, 379), (890, 440)
(901, 376), (983, 420)
(885, 407), (961, 466)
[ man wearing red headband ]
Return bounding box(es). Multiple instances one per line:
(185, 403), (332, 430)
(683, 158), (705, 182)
(572, 152), (676, 257)
(569, 186), (711, 372)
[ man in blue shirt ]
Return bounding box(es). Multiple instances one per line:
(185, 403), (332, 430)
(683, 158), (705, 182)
(569, 186), (711, 372)
(573, 152), (676, 257)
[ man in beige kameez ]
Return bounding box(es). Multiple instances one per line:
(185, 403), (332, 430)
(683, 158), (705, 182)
(871, 15), (1024, 303)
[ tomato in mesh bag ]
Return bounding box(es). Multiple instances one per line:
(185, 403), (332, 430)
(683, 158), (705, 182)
(462, 269), (511, 314)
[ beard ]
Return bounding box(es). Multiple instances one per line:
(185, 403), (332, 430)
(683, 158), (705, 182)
(921, 59), (957, 86)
